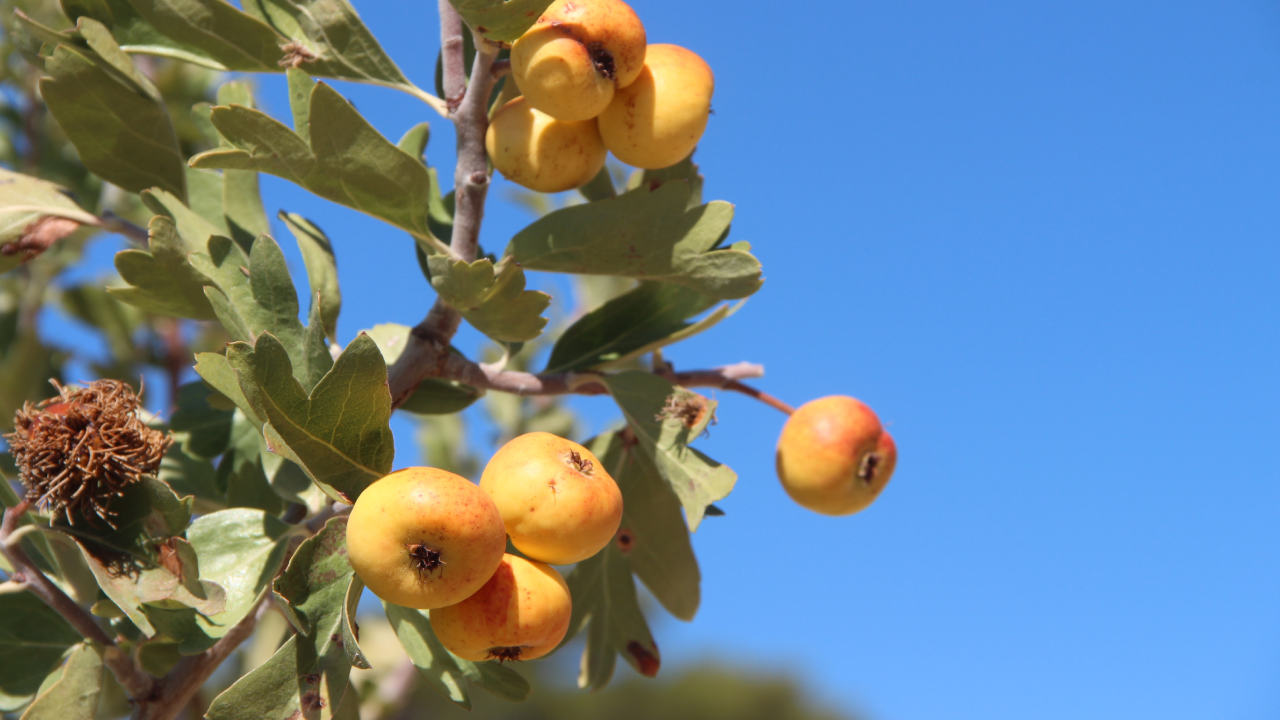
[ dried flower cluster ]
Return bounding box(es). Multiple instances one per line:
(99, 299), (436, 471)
(5, 380), (171, 527)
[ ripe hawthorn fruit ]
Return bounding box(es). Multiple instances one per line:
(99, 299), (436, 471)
(775, 396), (898, 516)
(346, 467), (506, 609)
(430, 553), (572, 662)
(480, 432), (622, 565)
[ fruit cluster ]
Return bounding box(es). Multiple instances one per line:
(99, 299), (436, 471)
(486, 0), (715, 192)
(346, 432), (621, 662)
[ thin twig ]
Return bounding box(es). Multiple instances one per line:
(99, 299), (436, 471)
(0, 502), (156, 704)
(491, 58), (511, 78)
(723, 380), (795, 415)
(99, 211), (150, 244)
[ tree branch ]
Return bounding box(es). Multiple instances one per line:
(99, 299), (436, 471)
(0, 502), (156, 705)
(387, 7), (498, 406)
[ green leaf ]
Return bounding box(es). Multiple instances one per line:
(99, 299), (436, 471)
(385, 602), (531, 708)
(193, 352), (258, 427)
(508, 182), (763, 300)
(190, 234), (333, 391)
(141, 188), (224, 250)
(190, 82), (441, 245)
(427, 256), (550, 343)
(60, 479), (224, 638)
(564, 543), (660, 690)
(364, 323), (482, 415)
(589, 432), (699, 621)
(158, 442), (223, 506)
(241, 0), (411, 89)
(341, 575), (368, 669)
(601, 371), (736, 531)
(626, 154), (704, 208)
(38, 38), (185, 199)
(546, 282), (728, 373)
(578, 165), (618, 202)
(169, 381), (234, 460)
(446, 0), (555, 44)
(19, 642), (104, 720)
(216, 414), (286, 515)
(227, 333), (393, 504)
(281, 212), (341, 342)
(104, 0), (287, 71)
(0, 592), (82, 702)
(109, 215), (216, 319)
(145, 509), (291, 654)
(0, 168), (99, 270)
(206, 518), (358, 720)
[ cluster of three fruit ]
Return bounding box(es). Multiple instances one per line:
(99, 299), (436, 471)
(346, 432), (623, 662)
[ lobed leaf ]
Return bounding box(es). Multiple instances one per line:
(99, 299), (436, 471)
(191, 81), (441, 244)
(563, 542), (660, 690)
(37, 28), (185, 199)
(508, 182), (763, 300)
(427, 256), (550, 343)
(545, 282), (731, 373)
(602, 371), (737, 530)
(203, 517), (361, 720)
(109, 215), (216, 320)
(590, 432), (700, 621)
(281, 211), (342, 342)
(190, 233), (333, 391)
(227, 333), (394, 504)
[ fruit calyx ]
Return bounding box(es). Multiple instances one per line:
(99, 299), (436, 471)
(567, 450), (594, 474)
(405, 543), (446, 580)
(586, 41), (617, 79)
(487, 646), (525, 662)
(857, 452), (882, 484)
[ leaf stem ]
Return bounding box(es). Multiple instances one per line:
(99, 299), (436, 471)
(0, 501), (157, 705)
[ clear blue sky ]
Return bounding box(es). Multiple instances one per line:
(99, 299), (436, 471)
(52, 0), (1280, 718)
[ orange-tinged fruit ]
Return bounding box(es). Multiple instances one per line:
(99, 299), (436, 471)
(486, 96), (607, 193)
(430, 553), (572, 662)
(597, 44), (714, 170)
(346, 467), (506, 609)
(775, 396), (898, 516)
(510, 0), (647, 121)
(480, 432), (622, 565)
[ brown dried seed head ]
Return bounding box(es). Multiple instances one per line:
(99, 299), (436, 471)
(4, 380), (171, 528)
(655, 390), (713, 430)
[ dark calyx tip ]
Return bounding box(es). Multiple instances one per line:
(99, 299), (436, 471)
(586, 41), (616, 80)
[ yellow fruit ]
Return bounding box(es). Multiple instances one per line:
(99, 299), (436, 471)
(486, 96), (607, 193)
(480, 432), (622, 565)
(430, 554), (572, 662)
(775, 396), (898, 516)
(510, 0), (647, 121)
(346, 467), (506, 609)
(597, 44), (714, 170)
